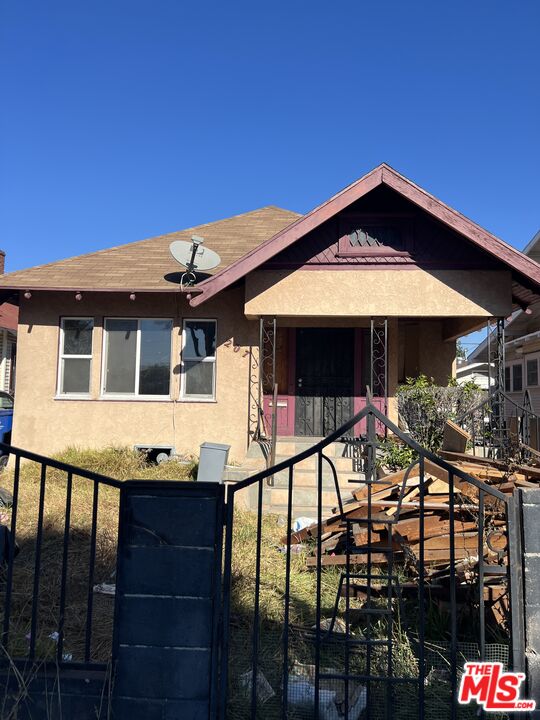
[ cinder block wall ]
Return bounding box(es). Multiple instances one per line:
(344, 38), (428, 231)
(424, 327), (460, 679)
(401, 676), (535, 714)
(112, 480), (224, 719)
(520, 488), (540, 711)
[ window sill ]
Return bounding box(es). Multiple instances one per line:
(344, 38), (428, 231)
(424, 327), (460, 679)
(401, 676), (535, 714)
(178, 397), (217, 403)
(98, 395), (173, 402)
(54, 394), (93, 401)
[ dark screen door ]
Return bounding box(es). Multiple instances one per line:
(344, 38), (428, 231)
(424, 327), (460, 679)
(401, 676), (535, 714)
(295, 328), (355, 436)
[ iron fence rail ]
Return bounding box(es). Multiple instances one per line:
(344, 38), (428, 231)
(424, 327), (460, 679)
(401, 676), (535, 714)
(0, 442), (121, 671)
(220, 402), (518, 720)
(457, 387), (540, 460)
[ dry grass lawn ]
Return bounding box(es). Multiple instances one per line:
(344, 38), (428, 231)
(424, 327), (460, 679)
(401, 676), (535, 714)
(0, 447), (194, 663)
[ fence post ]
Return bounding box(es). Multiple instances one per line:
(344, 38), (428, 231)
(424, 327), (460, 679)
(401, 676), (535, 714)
(111, 480), (224, 719)
(516, 488), (540, 712)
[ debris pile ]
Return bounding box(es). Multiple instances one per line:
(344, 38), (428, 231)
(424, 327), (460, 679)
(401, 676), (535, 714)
(285, 421), (540, 625)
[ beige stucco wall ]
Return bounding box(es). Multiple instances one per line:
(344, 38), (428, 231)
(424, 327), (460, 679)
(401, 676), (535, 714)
(245, 269), (513, 318)
(399, 319), (456, 385)
(12, 286), (461, 462)
(12, 289), (258, 462)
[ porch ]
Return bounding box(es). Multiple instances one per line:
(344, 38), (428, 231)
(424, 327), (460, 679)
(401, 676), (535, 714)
(255, 316), (461, 442)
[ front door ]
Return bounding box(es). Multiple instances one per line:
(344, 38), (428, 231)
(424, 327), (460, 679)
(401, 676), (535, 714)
(295, 328), (354, 436)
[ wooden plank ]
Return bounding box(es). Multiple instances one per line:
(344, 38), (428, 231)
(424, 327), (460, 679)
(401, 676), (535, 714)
(452, 462), (508, 480)
(335, 483), (400, 513)
(386, 485), (419, 517)
(352, 465), (412, 500)
(307, 545), (476, 566)
(426, 478), (450, 494)
(389, 518), (479, 544)
(404, 532), (479, 552)
(306, 552), (394, 567)
(441, 451), (540, 480)
(440, 450), (508, 468)
(442, 420), (470, 453)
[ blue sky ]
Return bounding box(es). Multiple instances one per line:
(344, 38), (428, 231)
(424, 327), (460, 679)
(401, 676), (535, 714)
(1, 2), (539, 351)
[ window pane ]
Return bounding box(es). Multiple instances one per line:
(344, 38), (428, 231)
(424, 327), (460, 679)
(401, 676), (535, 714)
(504, 366), (511, 392)
(62, 358), (91, 393)
(513, 364), (523, 392)
(0, 393), (13, 409)
(63, 319), (93, 355)
(184, 321), (216, 359)
(184, 360), (214, 397)
(104, 319), (137, 393)
(527, 359), (538, 387)
(139, 320), (172, 395)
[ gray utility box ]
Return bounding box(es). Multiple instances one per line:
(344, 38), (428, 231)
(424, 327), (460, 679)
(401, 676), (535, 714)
(198, 442), (230, 483)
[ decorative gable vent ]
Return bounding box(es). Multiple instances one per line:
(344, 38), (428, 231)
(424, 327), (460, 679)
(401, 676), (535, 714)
(338, 214), (412, 257)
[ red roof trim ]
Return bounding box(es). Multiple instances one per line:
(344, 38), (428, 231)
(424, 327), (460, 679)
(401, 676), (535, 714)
(190, 163), (540, 307)
(0, 303), (18, 333)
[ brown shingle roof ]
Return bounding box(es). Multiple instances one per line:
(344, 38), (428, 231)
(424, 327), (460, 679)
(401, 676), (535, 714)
(0, 206), (300, 292)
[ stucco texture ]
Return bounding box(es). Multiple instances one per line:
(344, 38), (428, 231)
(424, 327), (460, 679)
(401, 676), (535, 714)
(13, 284), (468, 462)
(245, 269), (513, 318)
(13, 289), (258, 461)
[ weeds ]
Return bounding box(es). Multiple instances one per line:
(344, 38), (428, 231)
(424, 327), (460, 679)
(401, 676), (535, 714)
(0, 446), (193, 665)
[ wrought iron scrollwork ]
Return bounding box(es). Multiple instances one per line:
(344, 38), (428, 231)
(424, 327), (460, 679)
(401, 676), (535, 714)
(370, 317), (388, 410)
(249, 318), (277, 464)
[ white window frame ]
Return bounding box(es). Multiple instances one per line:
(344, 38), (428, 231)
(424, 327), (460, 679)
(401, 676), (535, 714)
(180, 319), (217, 402)
(56, 317), (94, 398)
(525, 353), (540, 388)
(101, 317), (173, 400)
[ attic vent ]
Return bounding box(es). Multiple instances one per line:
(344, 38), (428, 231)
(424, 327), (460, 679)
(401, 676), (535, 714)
(348, 225), (403, 249)
(337, 215), (412, 257)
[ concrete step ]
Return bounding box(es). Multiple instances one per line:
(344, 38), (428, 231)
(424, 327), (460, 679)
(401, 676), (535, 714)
(273, 455), (356, 473)
(231, 437), (365, 512)
(275, 439), (355, 459)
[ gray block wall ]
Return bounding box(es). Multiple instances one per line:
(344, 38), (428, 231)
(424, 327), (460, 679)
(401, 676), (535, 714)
(520, 488), (540, 715)
(112, 480), (224, 720)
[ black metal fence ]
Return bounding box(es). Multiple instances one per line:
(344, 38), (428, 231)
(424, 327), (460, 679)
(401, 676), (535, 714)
(220, 403), (521, 720)
(458, 387), (540, 462)
(0, 442), (121, 672)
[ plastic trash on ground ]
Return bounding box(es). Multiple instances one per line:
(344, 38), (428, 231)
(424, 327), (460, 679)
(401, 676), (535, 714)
(292, 517), (316, 532)
(238, 668), (275, 705)
(287, 661), (366, 720)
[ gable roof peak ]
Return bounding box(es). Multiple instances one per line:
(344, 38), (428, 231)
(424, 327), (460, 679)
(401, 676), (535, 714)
(190, 165), (540, 307)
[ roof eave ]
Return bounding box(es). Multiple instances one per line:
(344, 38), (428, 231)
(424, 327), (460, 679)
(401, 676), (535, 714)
(0, 285), (203, 294)
(189, 163), (540, 308)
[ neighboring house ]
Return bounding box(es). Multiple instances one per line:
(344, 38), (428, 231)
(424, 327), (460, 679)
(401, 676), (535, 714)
(467, 229), (540, 414)
(0, 164), (539, 462)
(0, 251), (17, 394)
(455, 358), (492, 389)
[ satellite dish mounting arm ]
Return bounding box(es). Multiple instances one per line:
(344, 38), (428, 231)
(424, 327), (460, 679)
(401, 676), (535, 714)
(187, 235), (204, 273)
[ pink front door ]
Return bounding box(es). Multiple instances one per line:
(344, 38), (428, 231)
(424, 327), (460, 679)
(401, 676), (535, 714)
(263, 328), (386, 437)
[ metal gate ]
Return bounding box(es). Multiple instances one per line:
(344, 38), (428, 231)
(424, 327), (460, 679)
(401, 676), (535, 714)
(219, 402), (523, 720)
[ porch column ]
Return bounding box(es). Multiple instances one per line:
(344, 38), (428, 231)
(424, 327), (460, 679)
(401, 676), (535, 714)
(257, 318), (277, 465)
(370, 317), (388, 414)
(488, 318), (505, 449)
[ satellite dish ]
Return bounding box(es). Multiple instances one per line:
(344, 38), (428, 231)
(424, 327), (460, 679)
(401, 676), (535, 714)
(169, 235), (221, 273)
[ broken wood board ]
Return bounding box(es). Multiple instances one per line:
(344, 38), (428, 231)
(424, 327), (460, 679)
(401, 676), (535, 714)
(442, 420), (471, 454)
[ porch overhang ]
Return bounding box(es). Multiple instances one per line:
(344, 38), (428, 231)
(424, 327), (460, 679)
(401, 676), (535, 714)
(243, 268), (513, 320)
